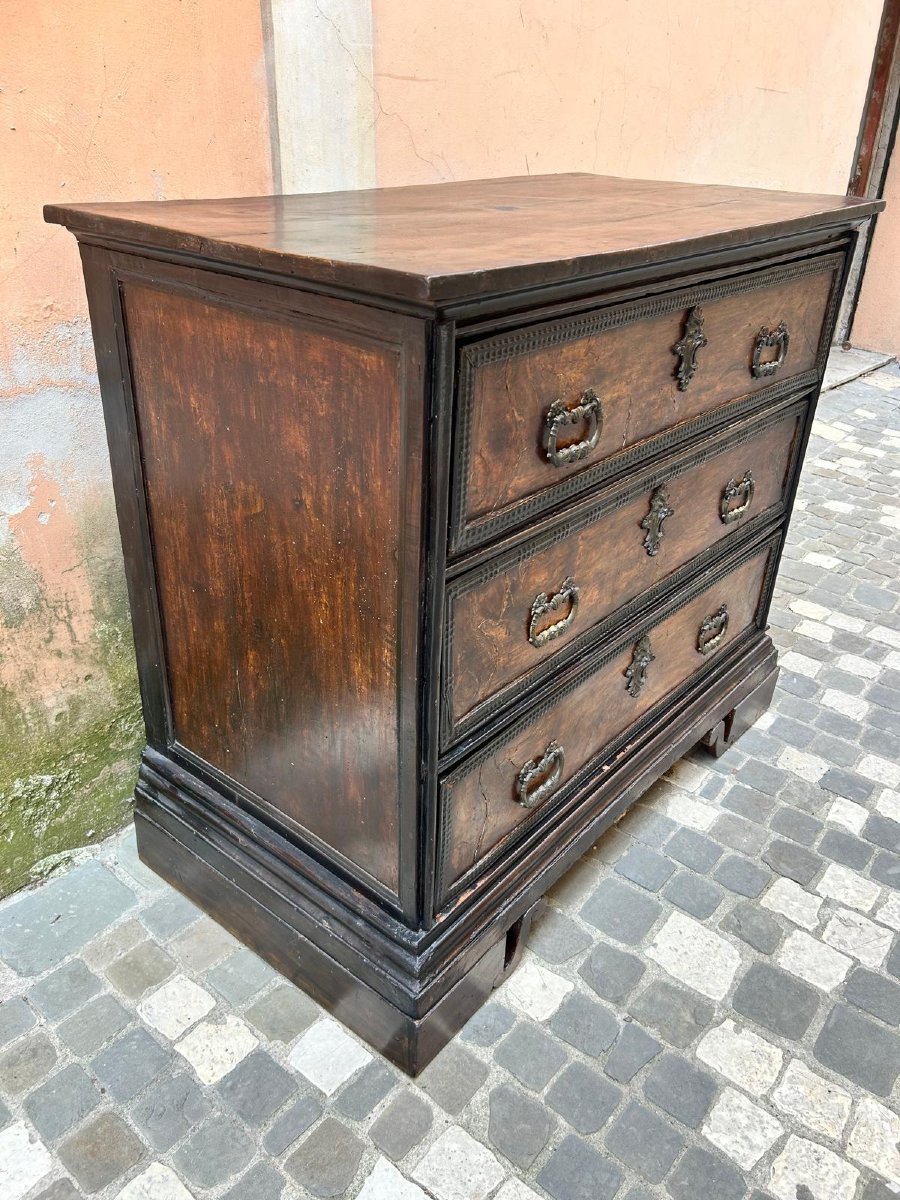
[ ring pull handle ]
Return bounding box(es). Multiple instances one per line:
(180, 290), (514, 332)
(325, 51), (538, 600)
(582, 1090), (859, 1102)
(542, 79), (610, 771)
(641, 485), (675, 556)
(528, 577), (580, 648)
(752, 321), (790, 378)
(543, 388), (603, 468)
(720, 470), (755, 524)
(698, 604), (729, 655)
(672, 306), (708, 391)
(625, 633), (655, 698)
(515, 741), (565, 810)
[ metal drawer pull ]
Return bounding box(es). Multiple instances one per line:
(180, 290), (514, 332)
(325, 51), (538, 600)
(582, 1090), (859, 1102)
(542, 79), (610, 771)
(672, 305), (708, 391)
(720, 470), (755, 524)
(543, 388), (603, 468)
(625, 633), (655, 698)
(751, 321), (790, 377)
(528, 578), (580, 648)
(641, 485), (675, 556)
(515, 741), (565, 809)
(698, 604), (729, 655)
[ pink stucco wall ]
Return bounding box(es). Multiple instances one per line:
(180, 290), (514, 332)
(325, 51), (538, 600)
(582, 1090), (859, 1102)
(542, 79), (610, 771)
(852, 144), (900, 354)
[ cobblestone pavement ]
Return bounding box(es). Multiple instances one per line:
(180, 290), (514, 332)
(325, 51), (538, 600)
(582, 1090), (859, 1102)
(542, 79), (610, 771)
(1, 362), (899, 1200)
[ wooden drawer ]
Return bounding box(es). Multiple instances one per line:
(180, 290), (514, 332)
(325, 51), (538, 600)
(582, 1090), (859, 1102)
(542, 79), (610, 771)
(450, 252), (841, 553)
(436, 535), (778, 904)
(442, 398), (805, 746)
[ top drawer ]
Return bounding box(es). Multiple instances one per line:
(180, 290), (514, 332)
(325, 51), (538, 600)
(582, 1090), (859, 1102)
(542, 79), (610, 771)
(450, 252), (842, 554)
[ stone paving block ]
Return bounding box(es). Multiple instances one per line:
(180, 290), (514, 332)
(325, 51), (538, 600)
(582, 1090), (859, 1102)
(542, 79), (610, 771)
(848, 1096), (900, 1182)
(488, 1082), (555, 1166)
(411, 1126), (505, 1200)
(604, 1098), (684, 1183)
(663, 870), (723, 918)
(665, 827), (724, 872)
(647, 910), (740, 1000)
(0, 1032), (58, 1095)
(769, 1135), (858, 1200)
(526, 907), (592, 963)
(548, 992), (618, 1056)
(169, 918), (239, 973)
(33, 1180), (80, 1200)
(23, 1064), (101, 1140)
(91, 1027), (170, 1101)
(579, 940), (645, 1003)
(871, 849), (900, 889)
(58, 1112), (144, 1194)
(864, 812), (900, 852)
(628, 978), (714, 1048)
(711, 813), (767, 855)
(28, 960), (102, 1021)
(777, 928), (852, 990)
(819, 827), (875, 869)
(823, 907), (892, 968)
(714, 855), (771, 897)
(603, 1022), (661, 1083)
(244, 982), (318, 1042)
(643, 1052), (716, 1128)
(206, 948), (275, 1005)
(0, 1121), (54, 1200)
(762, 839), (822, 884)
(215, 1047), (297, 1125)
(814, 1002), (900, 1095)
(106, 941), (175, 1000)
(140, 890), (202, 940)
(732, 962), (819, 1039)
(369, 1090), (432, 1161)
(81, 919), (144, 971)
(56, 993), (130, 1056)
(617, 805), (678, 848)
(494, 1022), (567, 1091)
(769, 806), (823, 846)
(720, 901), (783, 953)
(666, 1146), (746, 1200)
(0, 997), (35, 1046)
(177, 1014), (259, 1085)
(333, 1059), (396, 1119)
(417, 1041), (488, 1115)
(0, 1096), (9, 1128)
(614, 844), (675, 892)
(138, 974), (216, 1040)
(222, 1161), (286, 1200)
(546, 1061), (620, 1134)
(702, 1087), (783, 1170)
(262, 1093), (323, 1156)
(722, 785), (775, 823)
(697, 1019), (782, 1095)
(0, 861), (136, 975)
(536, 1132), (624, 1200)
(172, 1112), (255, 1189)
(502, 956), (572, 1020)
(130, 1071), (210, 1151)
(580, 878), (662, 945)
(760, 876), (822, 930)
(459, 1002), (514, 1047)
(770, 1058), (851, 1141)
(356, 1158), (428, 1200)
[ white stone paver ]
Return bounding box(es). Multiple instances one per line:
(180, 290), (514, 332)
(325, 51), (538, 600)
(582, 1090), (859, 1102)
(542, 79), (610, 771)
(877, 788), (900, 823)
(115, 1163), (196, 1200)
(823, 908), (893, 969)
(825, 796), (870, 836)
(702, 1087), (784, 1169)
(835, 653), (880, 679)
(848, 1097), (900, 1183)
(663, 760), (710, 792)
(827, 611), (866, 633)
(776, 747), (828, 783)
(175, 1014), (258, 1085)
(0, 1122), (53, 1200)
(777, 930), (852, 991)
(816, 863), (880, 913)
(657, 791), (718, 831)
(697, 1020), (783, 1096)
(795, 619), (833, 643)
(803, 551), (841, 570)
(761, 877), (822, 930)
(502, 955), (573, 1021)
(647, 911), (740, 1001)
(858, 754), (900, 787)
(357, 1158), (429, 1199)
(412, 1127), (506, 1200)
(287, 1017), (372, 1095)
(877, 892), (900, 932)
(769, 1135), (859, 1200)
(138, 975), (216, 1040)
(493, 1183), (544, 1200)
(821, 689), (869, 721)
(771, 1059), (852, 1141)
(871, 625), (900, 650)
(780, 651), (822, 679)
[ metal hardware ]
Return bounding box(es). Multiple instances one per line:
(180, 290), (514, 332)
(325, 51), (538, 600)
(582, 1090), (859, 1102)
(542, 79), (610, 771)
(515, 741), (565, 809)
(640, 485), (675, 556)
(698, 604), (729, 654)
(751, 321), (790, 377)
(672, 306), (708, 390)
(624, 633), (655, 698)
(528, 578), (580, 648)
(720, 470), (755, 524)
(543, 388), (603, 468)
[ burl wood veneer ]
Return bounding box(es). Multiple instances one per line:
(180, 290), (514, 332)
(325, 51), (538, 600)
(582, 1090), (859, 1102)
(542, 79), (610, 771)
(46, 174), (882, 1073)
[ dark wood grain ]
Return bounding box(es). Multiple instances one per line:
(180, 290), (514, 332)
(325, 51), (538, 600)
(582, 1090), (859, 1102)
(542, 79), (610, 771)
(449, 403), (802, 731)
(122, 278), (423, 895)
(45, 173), (881, 304)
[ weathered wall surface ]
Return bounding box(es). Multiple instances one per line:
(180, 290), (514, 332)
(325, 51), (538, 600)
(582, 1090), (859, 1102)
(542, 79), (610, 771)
(0, 1), (272, 894)
(851, 144), (900, 354)
(371, 0), (881, 195)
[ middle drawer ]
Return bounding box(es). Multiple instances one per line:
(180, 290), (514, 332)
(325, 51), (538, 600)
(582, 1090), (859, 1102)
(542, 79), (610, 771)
(442, 396), (805, 747)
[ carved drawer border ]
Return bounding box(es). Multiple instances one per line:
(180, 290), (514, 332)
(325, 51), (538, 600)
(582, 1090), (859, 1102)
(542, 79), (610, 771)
(448, 251), (844, 555)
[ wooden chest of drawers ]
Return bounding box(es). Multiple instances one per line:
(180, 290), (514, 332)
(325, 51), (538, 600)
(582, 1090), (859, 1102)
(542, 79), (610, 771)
(47, 174), (881, 1073)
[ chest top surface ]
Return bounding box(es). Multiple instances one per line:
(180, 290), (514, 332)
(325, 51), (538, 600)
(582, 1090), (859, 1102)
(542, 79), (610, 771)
(45, 172), (880, 305)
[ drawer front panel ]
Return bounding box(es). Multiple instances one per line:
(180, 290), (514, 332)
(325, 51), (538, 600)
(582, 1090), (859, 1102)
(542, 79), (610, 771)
(437, 537), (777, 902)
(452, 253), (841, 552)
(444, 400), (804, 745)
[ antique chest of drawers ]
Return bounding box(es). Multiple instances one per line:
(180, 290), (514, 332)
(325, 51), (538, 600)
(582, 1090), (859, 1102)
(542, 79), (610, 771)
(46, 174), (881, 1072)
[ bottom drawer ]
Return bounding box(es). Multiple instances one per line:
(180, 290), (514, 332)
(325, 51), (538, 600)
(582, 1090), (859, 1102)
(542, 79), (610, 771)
(437, 534), (777, 904)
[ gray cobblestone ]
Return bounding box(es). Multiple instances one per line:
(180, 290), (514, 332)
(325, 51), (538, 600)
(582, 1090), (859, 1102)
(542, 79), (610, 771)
(550, 992), (618, 1056)
(495, 1022), (568, 1091)
(528, 907), (592, 963)
(614, 844), (675, 892)
(762, 838), (822, 884)
(547, 1061), (621, 1134)
(814, 1002), (900, 1095)
(131, 1071), (210, 1151)
(56, 992), (130, 1056)
(28, 960), (102, 1021)
(284, 1116), (364, 1199)
(333, 1059), (396, 1119)
(845, 966), (900, 1025)
(665, 828), (724, 873)
(537, 1133), (624, 1200)
(222, 1162), (285, 1200)
(0, 996), (35, 1046)
(581, 878), (662, 944)
(628, 980), (714, 1048)
(58, 1111), (145, 1194)
(488, 1082), (555, 1166)
(90, 1027), (170, 1102)
(262, 1094), (323, 1156)
(819, 828), (874, 869)
(580, 940), (646, 1003)
(643, 1053), (716, 1128)
(173, 1113), (255, 1189)
(667, 1146), (746, 1200)
(720, 902), (783, 954)
(23, 1064), (101, 1140)
(605, 1099), (684, 1183)
(713, 855), (771, 897)
(663, 870), (724, 918)
(733, 962), (819, 1039)
(603, 1022), (661, 1083)
(215, 1048), (296, 1126)
(459, 1001), (515, 1047)
(369, 1090), (431, 1160)
(418, 1041), (488, 1114)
